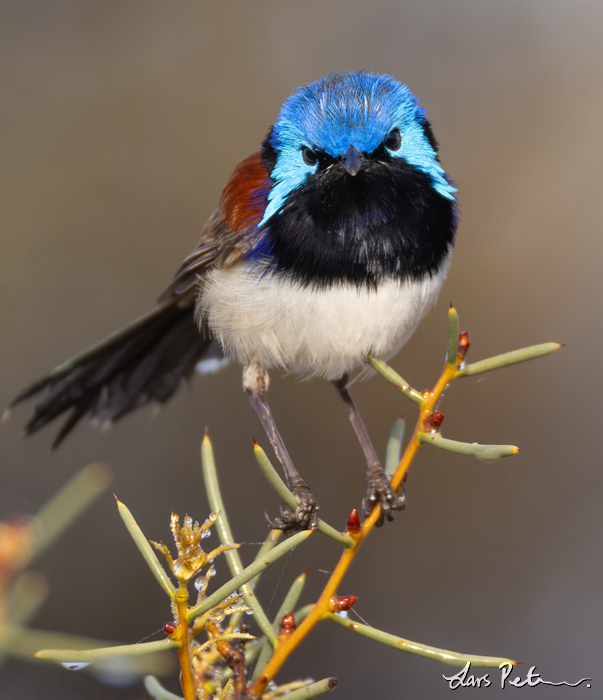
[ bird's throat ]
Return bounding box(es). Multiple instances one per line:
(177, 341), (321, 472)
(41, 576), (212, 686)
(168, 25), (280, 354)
(251, 159), (457, 287)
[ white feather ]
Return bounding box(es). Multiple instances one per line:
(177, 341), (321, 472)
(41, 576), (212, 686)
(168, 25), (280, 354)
(199, 258), (450, 381)
(195, 356), (231, 375)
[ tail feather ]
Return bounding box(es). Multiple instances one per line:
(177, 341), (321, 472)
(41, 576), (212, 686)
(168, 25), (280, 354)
(11, 298), (224, 448)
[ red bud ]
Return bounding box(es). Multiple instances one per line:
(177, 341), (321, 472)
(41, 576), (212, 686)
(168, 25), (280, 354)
(425, 411), (444, 429)
(330, 594), (358, 612)
(346, 508), (361, 533)
(278, 612), (296, 637)
(164, 622), (177, 637)
(458, 332), (470, 360)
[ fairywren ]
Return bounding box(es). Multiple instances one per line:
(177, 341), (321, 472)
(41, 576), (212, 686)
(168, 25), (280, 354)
(12, 71), (457, 531)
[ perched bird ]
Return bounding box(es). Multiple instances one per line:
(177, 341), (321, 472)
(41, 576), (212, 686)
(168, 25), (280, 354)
(11, 71), (457, 531)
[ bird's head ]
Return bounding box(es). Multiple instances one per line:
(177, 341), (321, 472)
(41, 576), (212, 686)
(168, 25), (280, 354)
(259, 71), (456, 228)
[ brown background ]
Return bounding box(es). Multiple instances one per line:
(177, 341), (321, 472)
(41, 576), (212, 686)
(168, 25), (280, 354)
(1, 1), (601, 698)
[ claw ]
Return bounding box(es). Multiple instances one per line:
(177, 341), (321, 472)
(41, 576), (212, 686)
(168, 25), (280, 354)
(265, 506), (302, 534)
(363, 470), (405, 526)
(265, 482), (319, 535)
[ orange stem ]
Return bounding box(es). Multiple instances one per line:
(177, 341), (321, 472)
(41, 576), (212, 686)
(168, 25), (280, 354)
(175, 585), (197, 700)
(246, 361), (459, 698)
(207, 620), (247, 699)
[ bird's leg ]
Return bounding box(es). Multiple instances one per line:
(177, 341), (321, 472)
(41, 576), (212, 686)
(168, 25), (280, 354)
(333, 374), (405, 526)
(243, 363), (319, 532)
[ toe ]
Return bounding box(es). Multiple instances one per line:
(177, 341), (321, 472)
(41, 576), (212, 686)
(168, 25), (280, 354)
(266, 487), (320, 534)
(364, 471), (405, 524)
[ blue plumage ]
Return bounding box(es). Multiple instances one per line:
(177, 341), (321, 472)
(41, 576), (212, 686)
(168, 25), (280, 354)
(14, 70), (458, 531)
(260, 71), (456, 227)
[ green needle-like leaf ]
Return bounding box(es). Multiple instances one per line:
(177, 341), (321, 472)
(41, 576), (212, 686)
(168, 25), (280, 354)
(227, 529), (284, 635)
(1, 574), (50, 663)
(224, 602), (316, 685)
(35, 638), (178, 663)
(418, 433), (520, 461)
(30, 463), (112, 563)
(248, 529), (282, 592)
(283, 679), (339, 698)
(457, 342), (562, 377)
(201, 434), (276, 645)
(293, 604), (314, 625)
(252, 571), (307, 681)
(4, 572), (49, 629)
(272, 571), (307, 630)
(326, 613), (515, 668)
(145, 675), (184, 700)
(224, 530), (285, 638)
(251, 637), (274, 682)
(365, 356), (424, 405)
(253, 443), (353, 548)
(447, 306), (460, 366)
(1, 626), (107, 661)
(187, 529), (312, 623)
(116, 499), (176, 599)
(385, 418), (405, 478)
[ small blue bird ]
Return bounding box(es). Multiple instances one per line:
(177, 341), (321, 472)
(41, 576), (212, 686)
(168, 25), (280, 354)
(12, 71), (457, 530)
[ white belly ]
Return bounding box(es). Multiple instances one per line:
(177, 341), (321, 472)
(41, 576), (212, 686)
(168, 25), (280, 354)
(199, 259), (449, 381)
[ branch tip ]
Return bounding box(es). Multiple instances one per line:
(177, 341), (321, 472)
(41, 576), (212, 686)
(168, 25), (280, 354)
(278, 612), (296, 638)
(163, 621), (178, 638)
(425, 411), (444, 430)
(346, 509), (361, 534)
(329, 594), (358, 612)
(458, 331), (470, 360)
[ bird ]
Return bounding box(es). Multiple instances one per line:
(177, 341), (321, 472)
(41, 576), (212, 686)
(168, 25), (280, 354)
(10, 71), (457, 532)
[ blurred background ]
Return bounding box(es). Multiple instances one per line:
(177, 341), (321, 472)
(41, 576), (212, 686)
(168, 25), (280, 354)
(1, 1), (601, 697)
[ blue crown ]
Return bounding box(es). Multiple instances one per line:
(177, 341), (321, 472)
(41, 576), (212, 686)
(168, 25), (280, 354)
(260, 71), (456, 227)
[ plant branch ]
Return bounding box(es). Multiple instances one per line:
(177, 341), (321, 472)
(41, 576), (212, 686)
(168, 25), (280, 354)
(252, 443), (353, 548)
(187, 530), (312, 623)
(457, 343), (562, 377)
(29, 463), (112, 564)
(384, 418), (405, 478)
(145, 675), (185, 700)
(201, 435), (277, 645)
(116, 498), (176, 599)
(245, 307), (561, 697)
(365, 356), (424, 405)
(35, 638), (178, 662)
(325, 612), (515, 667)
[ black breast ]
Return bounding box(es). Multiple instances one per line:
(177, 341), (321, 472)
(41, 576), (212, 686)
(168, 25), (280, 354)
(253, 157), (457, 288)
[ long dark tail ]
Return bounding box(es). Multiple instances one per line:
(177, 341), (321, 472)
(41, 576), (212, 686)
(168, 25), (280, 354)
(10, 298), (223, 448)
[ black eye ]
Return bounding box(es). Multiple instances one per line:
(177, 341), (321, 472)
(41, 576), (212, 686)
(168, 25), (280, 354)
(301, 146), (318, 166)
(384, 128), (401, 151)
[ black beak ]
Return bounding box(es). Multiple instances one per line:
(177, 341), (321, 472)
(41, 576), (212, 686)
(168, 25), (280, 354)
(343, 145), (366, 176)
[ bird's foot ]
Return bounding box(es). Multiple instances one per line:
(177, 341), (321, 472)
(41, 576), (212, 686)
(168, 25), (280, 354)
(362, 467), (405, 527)
(265, 477), (319, 534)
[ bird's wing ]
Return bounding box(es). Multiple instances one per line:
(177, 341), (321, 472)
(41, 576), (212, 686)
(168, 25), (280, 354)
(157, 151), (272, 303)
(10, 152), (272, 445)
(156, 208), (229, 303)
